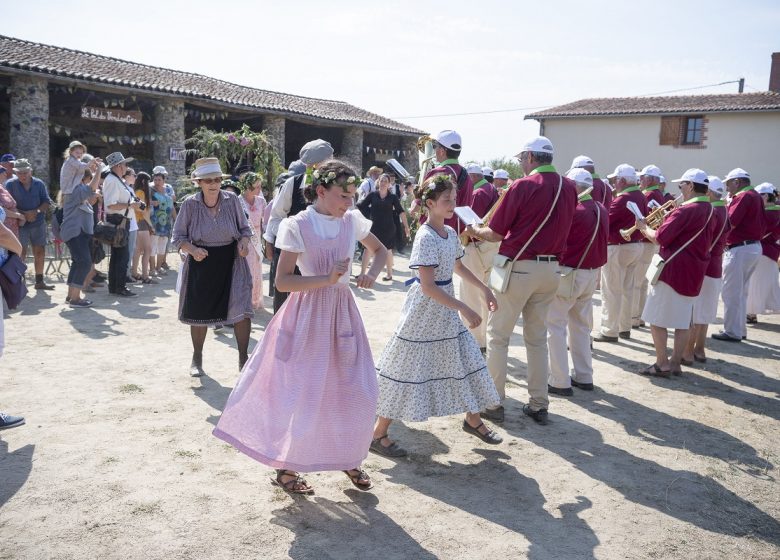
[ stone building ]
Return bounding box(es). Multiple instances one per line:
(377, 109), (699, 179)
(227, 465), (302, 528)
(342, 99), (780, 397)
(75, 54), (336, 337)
(0, 35), (423, 188)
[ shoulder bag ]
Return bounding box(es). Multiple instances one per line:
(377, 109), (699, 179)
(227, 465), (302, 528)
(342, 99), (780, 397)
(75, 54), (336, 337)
(0, 252), (28, 309)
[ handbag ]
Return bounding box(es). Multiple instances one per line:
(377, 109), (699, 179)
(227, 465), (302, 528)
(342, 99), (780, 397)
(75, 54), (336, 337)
(646, 205), (713, 285)
(489, 175), (563, 293)
(95, 204), (131, 247)
(0, 252), (28, 309)
(557, 204), (602, 299)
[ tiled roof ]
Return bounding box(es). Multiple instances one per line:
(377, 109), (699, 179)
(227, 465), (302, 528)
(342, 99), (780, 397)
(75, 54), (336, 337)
(526, 92), (780, 119)
(0, 35), (423, 136)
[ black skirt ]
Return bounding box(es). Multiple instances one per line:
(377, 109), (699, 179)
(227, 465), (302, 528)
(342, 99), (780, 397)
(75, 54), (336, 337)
(181, 241), (236, 323)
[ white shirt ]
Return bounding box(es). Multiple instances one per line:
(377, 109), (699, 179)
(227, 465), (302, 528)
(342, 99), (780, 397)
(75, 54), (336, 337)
(264, 173), (306, 244)
(357, 177), (376, 202)
(102, 173), (133, 216)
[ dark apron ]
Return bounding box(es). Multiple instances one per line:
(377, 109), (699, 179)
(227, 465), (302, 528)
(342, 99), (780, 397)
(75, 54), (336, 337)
(181, 241), (236, 323)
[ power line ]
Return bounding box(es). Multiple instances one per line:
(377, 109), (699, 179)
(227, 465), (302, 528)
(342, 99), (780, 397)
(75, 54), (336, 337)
(633, 79), (743, 97)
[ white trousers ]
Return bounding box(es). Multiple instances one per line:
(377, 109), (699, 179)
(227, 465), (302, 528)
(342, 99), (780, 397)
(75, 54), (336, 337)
(459, 241), (499, 347)
(721, 244), (761, 338)
(746, 254), (780, 315)
(600, 243), (642, 336)
(546, 268), (599, 388)
(632, 242), (657, 325)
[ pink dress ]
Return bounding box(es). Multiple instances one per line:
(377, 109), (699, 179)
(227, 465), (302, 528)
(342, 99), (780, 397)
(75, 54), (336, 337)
(243, 194), (266, 309)
(213, 208), (379, 472)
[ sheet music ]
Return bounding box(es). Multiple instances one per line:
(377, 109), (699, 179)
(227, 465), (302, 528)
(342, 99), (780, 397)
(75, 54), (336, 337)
(454, 206), (482, 226)
(626, 201), (645, 220)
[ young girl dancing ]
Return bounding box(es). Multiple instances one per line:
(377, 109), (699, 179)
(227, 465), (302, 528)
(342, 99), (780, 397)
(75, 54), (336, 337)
(371, 174), (502, 458)
(214, 160), (388, 494)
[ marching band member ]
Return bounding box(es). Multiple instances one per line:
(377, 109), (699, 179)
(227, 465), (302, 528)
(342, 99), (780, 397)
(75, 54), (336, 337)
(712, 168), (766, 342)
(746, 183), (780, 321)
(493, 169), (511, 190)
(423, 130), (474, 232)
(546, 169), (608, 395)
(593, 164), (647, 343)
(632, 164), (665, 328)
(482, 167), (494, 184)
(660, 176), (675, 203)
(460, 163), (501, 351)
(637, 169), (715, 377)
(570, 155), (612, 208)
(467, 136), (577, 425)
(683, 177), (730, 363)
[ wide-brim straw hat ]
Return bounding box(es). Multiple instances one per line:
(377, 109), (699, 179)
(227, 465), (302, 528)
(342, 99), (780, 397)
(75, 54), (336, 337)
(192, 157), (230, 179)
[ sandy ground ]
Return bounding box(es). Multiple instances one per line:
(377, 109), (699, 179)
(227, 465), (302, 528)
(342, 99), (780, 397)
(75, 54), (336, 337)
(1, 253), (779, 560)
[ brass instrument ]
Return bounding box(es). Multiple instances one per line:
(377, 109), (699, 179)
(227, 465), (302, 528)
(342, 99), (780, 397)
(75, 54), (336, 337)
(619, 195), (681, 241)
(460, 187), (509, 246)
(417, 134), (436, 186)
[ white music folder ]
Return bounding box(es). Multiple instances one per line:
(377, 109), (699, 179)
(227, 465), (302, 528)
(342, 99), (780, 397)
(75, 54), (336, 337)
(454, 206), (483, 226)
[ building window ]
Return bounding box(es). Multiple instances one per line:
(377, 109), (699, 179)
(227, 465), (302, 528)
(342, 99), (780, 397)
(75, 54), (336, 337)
(683, 116), (703, 145)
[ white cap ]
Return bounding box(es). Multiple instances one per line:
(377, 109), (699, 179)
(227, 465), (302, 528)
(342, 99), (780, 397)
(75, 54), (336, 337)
(571, 155), (594, 168)
(724, 168), (750, 182)
(566, 168), (594, 187)
(659, 175), (666, 184)
(152, 165), (168, 176)
(707, 176), (725, 196)
(494, 169), (510, 180)
(466, 163), (483, 175)
(755, 182), (776, 195)
(482, 166), (494, 177)
(672, 168), (709, 185)
(607, 164), (636, 179)
(640, 164), (662, 178)
(516, 136), (554, 156)
(435, 130), (462, 150)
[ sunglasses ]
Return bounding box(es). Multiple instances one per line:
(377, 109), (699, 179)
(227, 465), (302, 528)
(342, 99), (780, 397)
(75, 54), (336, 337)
(199, 178), (222, 185)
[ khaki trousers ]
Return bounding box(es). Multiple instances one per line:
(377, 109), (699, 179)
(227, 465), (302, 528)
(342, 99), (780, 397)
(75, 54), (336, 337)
(600, 243), (642, 336)
(487, 259), (560, 411)
(460, 241), (499, 347)
(631, 242), (658, 325)
(546, 268), (599, 388)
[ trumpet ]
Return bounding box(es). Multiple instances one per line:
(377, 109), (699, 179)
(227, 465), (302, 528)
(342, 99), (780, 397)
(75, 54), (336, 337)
(619, 195), (681, 241)
(460, 188), (508, 246)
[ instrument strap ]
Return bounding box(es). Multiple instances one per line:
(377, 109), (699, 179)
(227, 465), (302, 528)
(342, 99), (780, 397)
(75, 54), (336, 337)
(509, 175), (563, 266)
(666, 205), (714, 265)
(573, 203), (601, 271)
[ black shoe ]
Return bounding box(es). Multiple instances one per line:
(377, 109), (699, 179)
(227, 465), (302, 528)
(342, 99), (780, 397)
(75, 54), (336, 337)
(0, 412), (25, 430)
(462, 420), (503, 444)
(711, 332), (741, 342)
(522, 404), (548, 425)
(480, 347), (487, 356)
(34, 282), (55, 290)
(480, 406), (504, 423)
(592, 333), (618, 343)
(618, 331), (631, 339)
(548, 384), (574, 396)
(117, 288), (137, 297)
(571, 379), (594, 391)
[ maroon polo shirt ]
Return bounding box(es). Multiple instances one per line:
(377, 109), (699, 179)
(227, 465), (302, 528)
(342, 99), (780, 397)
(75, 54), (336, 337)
(607, 187), (647, 244)
(489, 168), (577, 260)
(656, 200), (715, 296)
(423, 161), (474, 231)
(761, 206), (780, 261)
(471, 179), (499, 219)
(560, 198), (609, 269)
(704, 203), (731, 279)
(640, 187), (666, 244)
(726, 188), (766, 245)
(591, 177), (613, 209)
(663, 192), (676, 203)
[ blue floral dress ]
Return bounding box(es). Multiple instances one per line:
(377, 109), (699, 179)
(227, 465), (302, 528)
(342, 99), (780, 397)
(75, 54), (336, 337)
(151, 191), (174, 237)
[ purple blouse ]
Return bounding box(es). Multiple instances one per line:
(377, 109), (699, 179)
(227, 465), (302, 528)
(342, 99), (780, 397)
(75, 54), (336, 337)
(172, 190), (252, 248)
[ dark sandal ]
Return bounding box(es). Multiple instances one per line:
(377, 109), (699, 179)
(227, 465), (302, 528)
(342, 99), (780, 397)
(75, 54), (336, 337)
(271, 469), (314, 495)
(680, 358), (694, 366)
(343, 468), (373, 491)
(382, 276), (393, 281)
(694, 354), (707, 363)
(640, 364), (671, 378)
(369, 435), (407, 457)
(462, 421), (503, 444)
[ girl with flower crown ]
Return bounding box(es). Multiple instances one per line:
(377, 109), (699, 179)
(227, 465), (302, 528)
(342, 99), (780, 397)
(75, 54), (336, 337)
(214, 160), (388, 494)
(370, 174), (503, 458)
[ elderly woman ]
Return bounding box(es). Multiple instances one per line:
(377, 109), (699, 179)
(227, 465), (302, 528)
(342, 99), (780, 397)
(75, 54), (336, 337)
(172, 158), (254, 375)
(239, 172), (267, 310)
(0, 167), (25, 236)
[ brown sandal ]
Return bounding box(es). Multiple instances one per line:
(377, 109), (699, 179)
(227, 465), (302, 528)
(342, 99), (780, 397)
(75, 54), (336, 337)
(271, 469), (314, 495)
(640, 363), (671, 378)
(343, 468), (373, 491)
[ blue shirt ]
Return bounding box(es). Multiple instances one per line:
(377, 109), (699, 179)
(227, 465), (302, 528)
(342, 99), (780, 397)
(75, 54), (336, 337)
(6, 177), (51, 225)
(0, 207), (9, 267)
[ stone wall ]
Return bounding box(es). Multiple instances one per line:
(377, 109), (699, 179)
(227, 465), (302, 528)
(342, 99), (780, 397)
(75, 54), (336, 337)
(341, 127), (363, 173)
(263, 115), (286, 166)
(399, 137), (420, 179)
(154, 99), (186, 180)
(9, 76), (50, 185)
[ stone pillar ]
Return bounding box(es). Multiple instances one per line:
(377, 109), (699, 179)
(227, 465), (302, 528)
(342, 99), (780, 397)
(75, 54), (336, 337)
(400, 137), (420, 179)
(154, 99), (186, 181)
(263, 115), (286, 167)
(9, 76), (50, 185)
(341, 127), (363, 173)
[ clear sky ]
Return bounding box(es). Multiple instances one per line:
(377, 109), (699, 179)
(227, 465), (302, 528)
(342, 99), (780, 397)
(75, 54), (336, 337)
(9, 0), (780, 164)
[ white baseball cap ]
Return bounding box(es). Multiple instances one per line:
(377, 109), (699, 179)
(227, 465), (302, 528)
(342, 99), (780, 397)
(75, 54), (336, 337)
(724, 168), (750, 182)
(672, 168), (709, 185)
(607, 164), (636, 179)
(659, 175), (666, 184)
(435, 130), (462, 150)
(466, 163), (483, 175)
(516, 136), (554, 157)
(482, 166), (494, 177)
(566, 168), (594, 187)
(755, 182), (776, 195)
(707, 176), (725, 196)
(640, 164), (662, 178)
(571, 155), (594, 168)
(152, 165), (168, 176)
(494, 169), (510, 180)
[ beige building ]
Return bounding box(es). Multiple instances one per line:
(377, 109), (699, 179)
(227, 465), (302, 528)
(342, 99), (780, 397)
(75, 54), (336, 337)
(526, 53), (780, 189)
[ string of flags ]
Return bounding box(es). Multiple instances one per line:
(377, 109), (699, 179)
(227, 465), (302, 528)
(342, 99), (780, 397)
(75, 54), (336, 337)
(49, 122), (158, 145)
(185, 109), (229, 121)
(365, 145), (408, 157)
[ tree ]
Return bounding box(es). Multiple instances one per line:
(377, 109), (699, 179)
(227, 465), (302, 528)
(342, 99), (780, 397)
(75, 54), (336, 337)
(483, 157), (523, 180)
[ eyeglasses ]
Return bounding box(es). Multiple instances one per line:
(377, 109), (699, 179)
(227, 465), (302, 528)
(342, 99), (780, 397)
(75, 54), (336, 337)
(198, 178), (222, 185)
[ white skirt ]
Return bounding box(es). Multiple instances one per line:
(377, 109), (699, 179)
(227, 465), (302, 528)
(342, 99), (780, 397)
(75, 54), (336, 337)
(692, 275), (722, 325)
(642, 281), (694, 329)
(746, 255), (780, 315)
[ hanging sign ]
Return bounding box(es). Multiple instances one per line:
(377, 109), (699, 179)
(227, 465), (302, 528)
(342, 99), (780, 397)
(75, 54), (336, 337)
(81, 106), (142, 124)
(170, 147), (187, 161)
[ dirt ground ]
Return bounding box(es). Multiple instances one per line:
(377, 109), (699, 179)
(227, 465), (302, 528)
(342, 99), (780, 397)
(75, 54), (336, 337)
(1, 253), (779, 560)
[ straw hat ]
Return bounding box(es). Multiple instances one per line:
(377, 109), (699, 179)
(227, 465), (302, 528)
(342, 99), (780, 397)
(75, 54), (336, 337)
(192, 157), (230, 179)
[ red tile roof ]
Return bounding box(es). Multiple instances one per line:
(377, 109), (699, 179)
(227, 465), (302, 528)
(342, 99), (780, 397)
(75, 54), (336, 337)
(526, 92), (780, 119)
(0, 35), (422, 136)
